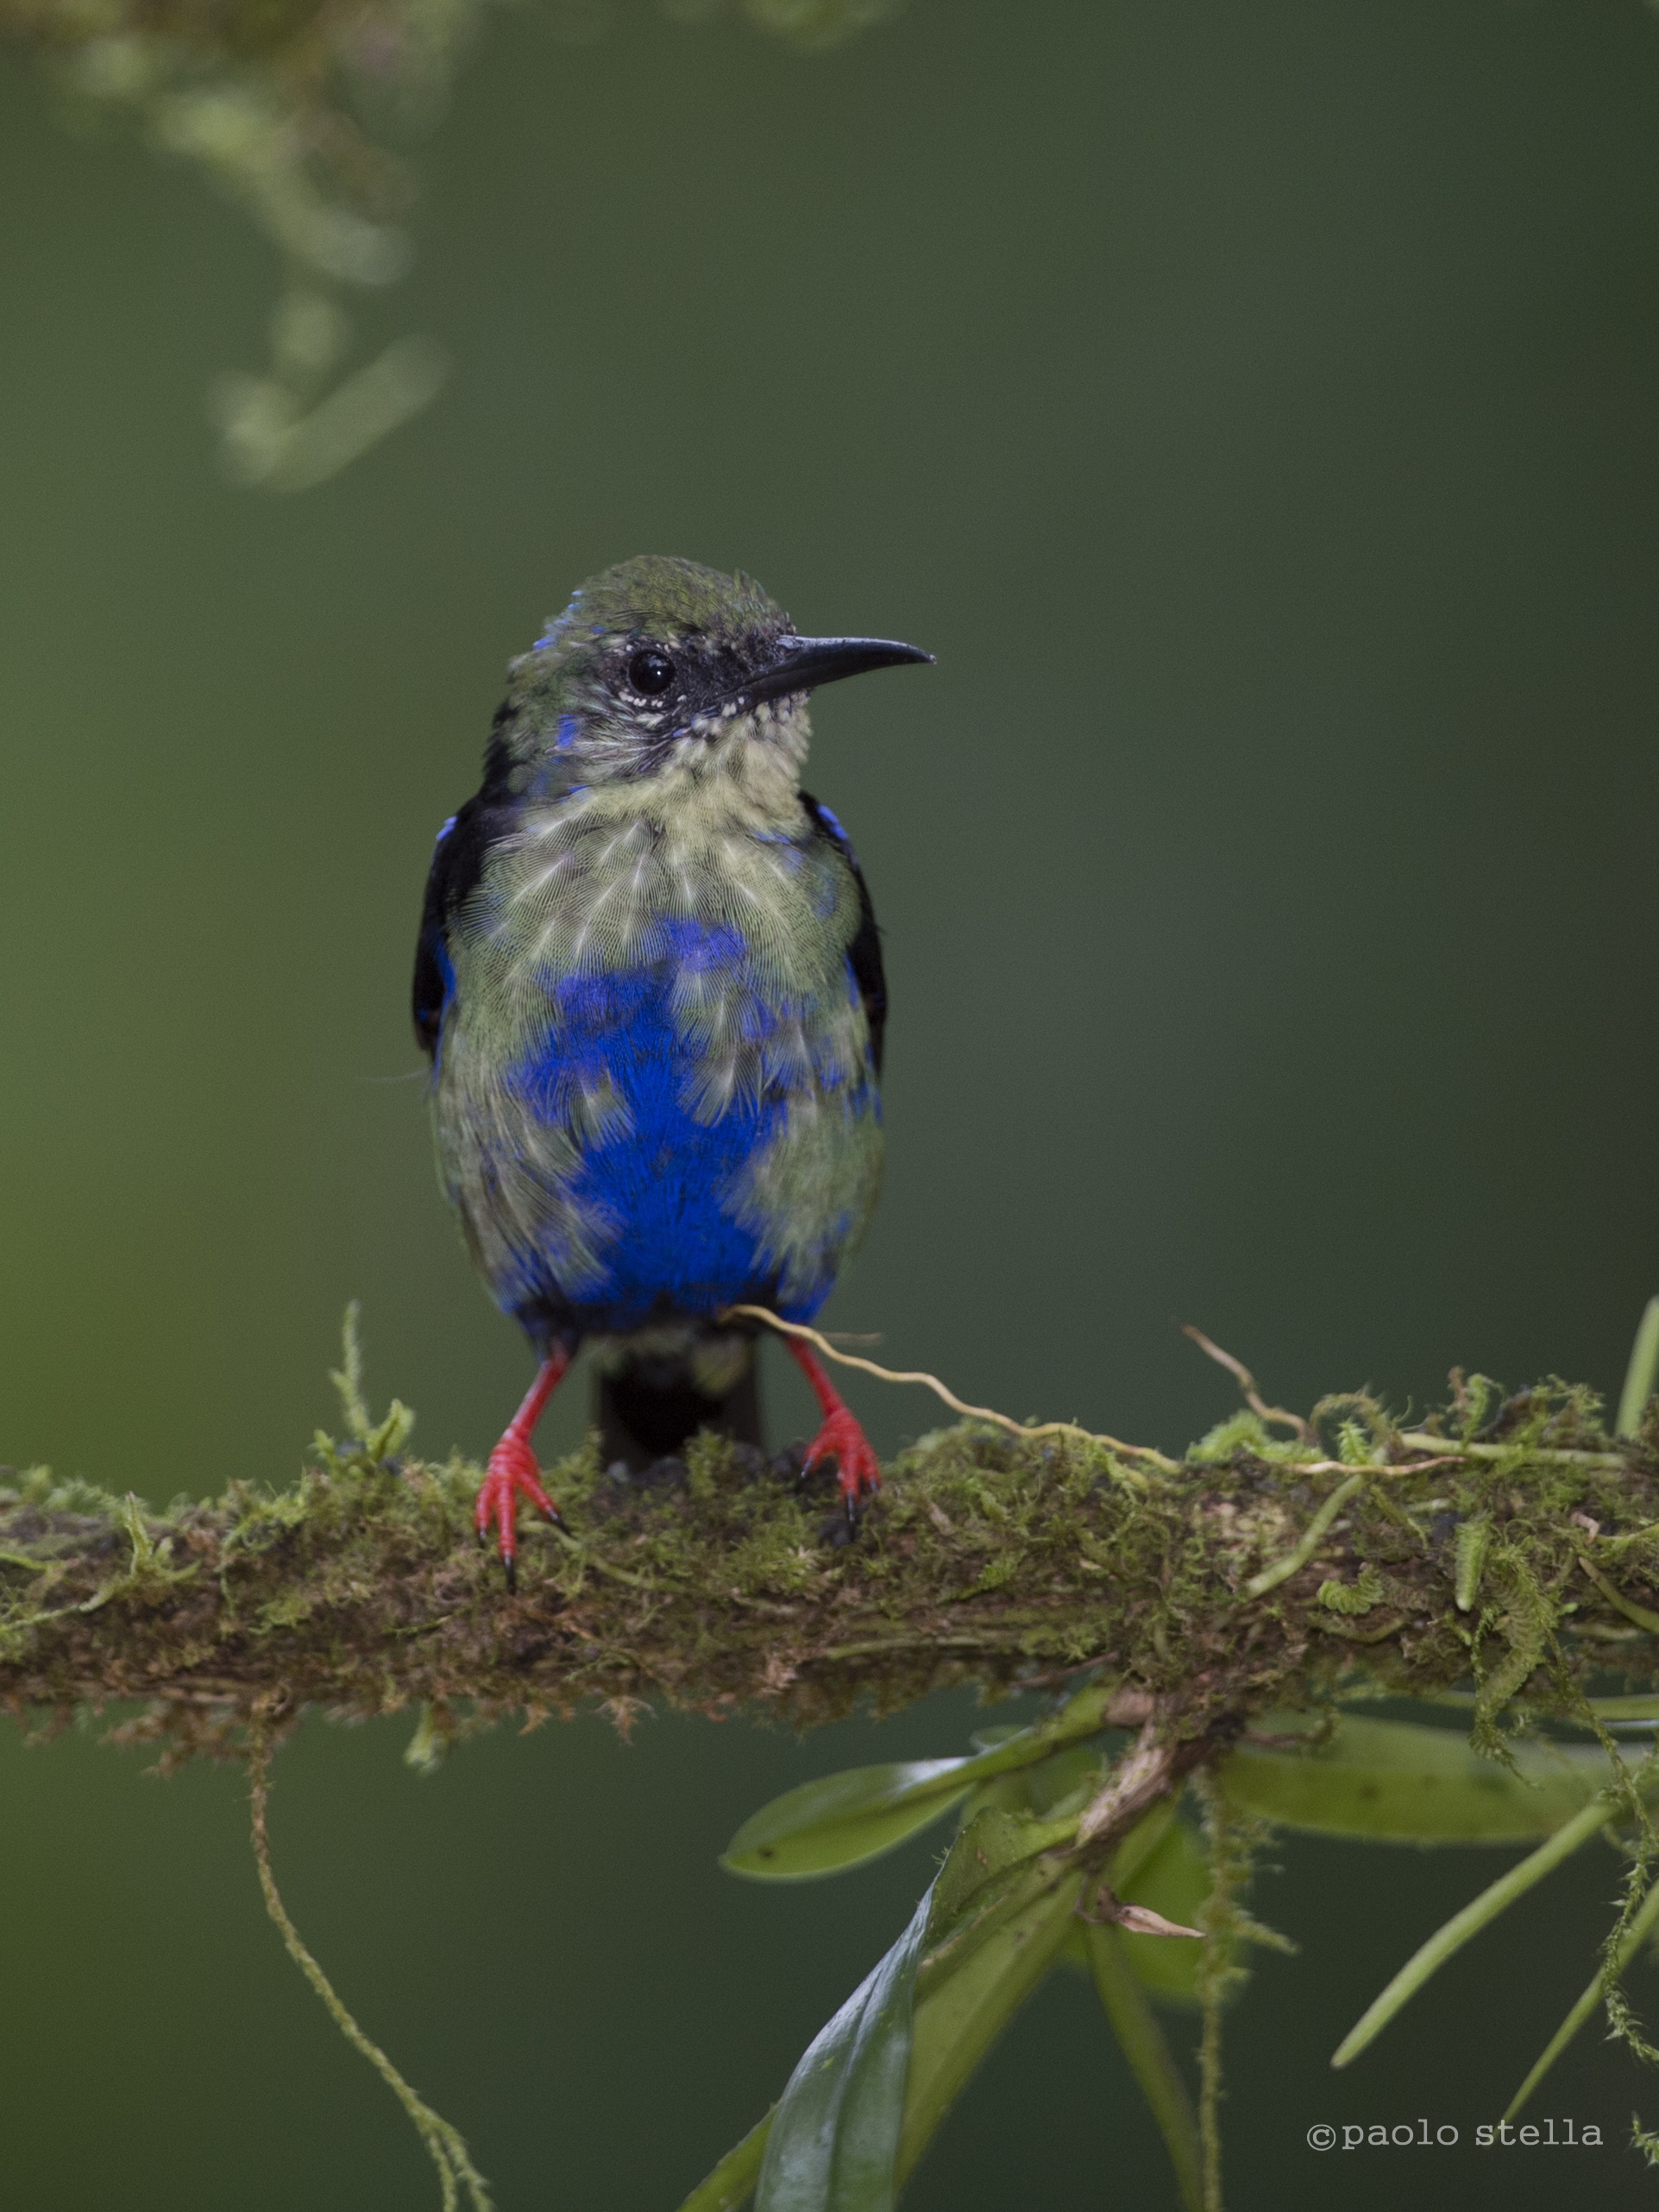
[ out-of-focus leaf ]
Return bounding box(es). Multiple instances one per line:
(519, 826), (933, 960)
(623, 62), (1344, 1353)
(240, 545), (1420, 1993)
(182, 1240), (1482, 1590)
(723, 1762), (972, 1880)
(1373, 1691), (1659, 1723)
(1085, 1922), (1203, 2212)
(755, 1887), (933, 2212)
(952, 1736), (1115, 1837)
(675, 2107), (775, 2212)
(1119, 1817), (1210, 2005)
(1575, 1694), (1659, 1723)
(1110, 1798), (1178, 1889)
(1020, 1742), (1109, 1819)
(724, 1679), (1119, 1881)
(1220, 1713), (1643, 1843)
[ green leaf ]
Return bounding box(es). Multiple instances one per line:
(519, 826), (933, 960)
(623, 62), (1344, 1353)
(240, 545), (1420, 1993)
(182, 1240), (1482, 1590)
(922, 1798), (1177, 2022)
(1505, 1869), (1659, 2121)
(722, 1762), (975, 1881)
(1220, 1713), (1637, 1843)
(1331, 1791), (1615, 2069)
(1579, 1694), (1659, 1722)
(922, 1793), (1090, 1973)
(755, 1887), (933, 2212)
(898, 1858), (1083, 2184)
(929, 1805), (1044, 1930)
(1110, 1798), (1179, 1890)
(1374, 1690), (1659, 1725)
(675, 2108), (776, 2212)
(897, 1795), (1145, 2186)
(1014, 1742), (1109, 1819)
(1085, 1922), (1203, 2212)
(723, 1679), (1120, 1882)
(1618, 1296), (1659, 1437)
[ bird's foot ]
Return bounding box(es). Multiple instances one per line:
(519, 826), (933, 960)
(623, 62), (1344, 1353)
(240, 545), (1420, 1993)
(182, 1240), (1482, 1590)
(801, 1406), (883, 1526)
(474, 1432), (564, 1591)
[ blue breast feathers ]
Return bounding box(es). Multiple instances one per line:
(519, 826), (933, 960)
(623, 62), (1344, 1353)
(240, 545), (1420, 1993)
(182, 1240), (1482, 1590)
(490, 916), (877, 1335)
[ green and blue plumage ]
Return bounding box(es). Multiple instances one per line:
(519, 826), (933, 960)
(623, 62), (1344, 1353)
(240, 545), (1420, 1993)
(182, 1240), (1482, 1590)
(413, 555), (928, 1536)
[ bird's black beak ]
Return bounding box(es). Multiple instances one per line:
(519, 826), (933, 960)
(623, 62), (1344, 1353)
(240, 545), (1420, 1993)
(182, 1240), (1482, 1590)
(740, 633), (934, 709)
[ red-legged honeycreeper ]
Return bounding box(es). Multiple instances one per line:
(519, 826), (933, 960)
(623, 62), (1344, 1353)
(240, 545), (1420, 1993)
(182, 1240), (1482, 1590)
(412, 556), (933, 1577)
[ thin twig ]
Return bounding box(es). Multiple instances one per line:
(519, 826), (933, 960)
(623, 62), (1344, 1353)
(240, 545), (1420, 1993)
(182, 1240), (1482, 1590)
(720, 1306), (1179, 1471)
(247, 1719), (493, 2212)
(1181, 1326), (1317, 1444)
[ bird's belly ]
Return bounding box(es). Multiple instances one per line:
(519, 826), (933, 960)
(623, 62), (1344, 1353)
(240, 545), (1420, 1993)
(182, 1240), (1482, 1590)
(447, 952), (880, 1336)
(555, 1002), (779, 1326)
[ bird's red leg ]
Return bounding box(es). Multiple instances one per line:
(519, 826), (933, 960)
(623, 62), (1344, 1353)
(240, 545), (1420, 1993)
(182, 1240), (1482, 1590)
(475, 1347), (571, 1587)
(787, 1339), (882, 1524)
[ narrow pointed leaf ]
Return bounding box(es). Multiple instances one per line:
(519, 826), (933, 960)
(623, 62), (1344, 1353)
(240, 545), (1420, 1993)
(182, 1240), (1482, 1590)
(723, 1763), (975, 1880)
(1618, 1296), (1659, 1437)
(676, 2108), (775, 2212)
(1505, 1869), (1659, 2121)
(723, 1680), (1118, 1882)
(1222, 1714), (1637, 1844)
(756, 1887), (933, 2212)
(1332, 1792), (1614, 2069)
(1086, 1922), (1203, 2212)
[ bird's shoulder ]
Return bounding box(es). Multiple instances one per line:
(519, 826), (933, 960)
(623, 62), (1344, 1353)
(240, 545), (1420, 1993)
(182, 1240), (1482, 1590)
(799, 790), (885, 1077)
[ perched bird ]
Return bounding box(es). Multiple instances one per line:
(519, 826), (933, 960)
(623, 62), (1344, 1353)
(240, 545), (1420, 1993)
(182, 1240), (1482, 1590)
(414, 556), (932, 1577)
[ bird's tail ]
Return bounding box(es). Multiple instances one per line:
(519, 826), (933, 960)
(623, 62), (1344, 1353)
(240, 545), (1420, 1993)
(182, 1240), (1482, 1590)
(593, 1332), (763, 1472)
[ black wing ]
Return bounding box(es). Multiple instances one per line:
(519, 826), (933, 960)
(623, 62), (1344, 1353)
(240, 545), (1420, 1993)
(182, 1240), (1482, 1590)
(800, 790), (886, 1078)
(412, 718), (515, 1059)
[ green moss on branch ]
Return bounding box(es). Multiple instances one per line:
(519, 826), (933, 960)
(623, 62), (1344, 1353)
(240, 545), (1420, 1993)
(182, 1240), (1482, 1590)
(3, 1375), (1658, 1763)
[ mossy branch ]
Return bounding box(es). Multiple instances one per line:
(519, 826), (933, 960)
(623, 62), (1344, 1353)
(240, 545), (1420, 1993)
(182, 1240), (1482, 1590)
(4, 1359), (1659, 1764)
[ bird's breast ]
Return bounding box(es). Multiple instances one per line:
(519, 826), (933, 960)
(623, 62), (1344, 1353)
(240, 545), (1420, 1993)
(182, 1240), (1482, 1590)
(430, 793), (882, 1327)
(455, 794), (865, 1090)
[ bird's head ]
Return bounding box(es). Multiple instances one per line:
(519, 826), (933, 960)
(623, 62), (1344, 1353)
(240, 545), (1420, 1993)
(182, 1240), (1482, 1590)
(495, 555), (931, 802)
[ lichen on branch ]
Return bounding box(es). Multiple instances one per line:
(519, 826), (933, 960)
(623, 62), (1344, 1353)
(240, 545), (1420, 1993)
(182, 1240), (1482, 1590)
(3, 1364), (1658, 1764)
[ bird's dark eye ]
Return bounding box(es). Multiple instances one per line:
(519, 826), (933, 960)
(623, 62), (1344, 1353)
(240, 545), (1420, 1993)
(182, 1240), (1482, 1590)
(627, 647), (676, 697)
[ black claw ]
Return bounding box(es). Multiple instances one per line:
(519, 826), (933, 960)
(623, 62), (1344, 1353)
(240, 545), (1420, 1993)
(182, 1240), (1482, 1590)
(504, 1554), (518, 1594)
(544, 1504), (568, 1532)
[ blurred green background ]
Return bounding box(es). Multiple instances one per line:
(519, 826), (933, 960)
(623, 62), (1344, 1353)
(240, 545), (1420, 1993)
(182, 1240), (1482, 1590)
(4, 0), (1659, 2203)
